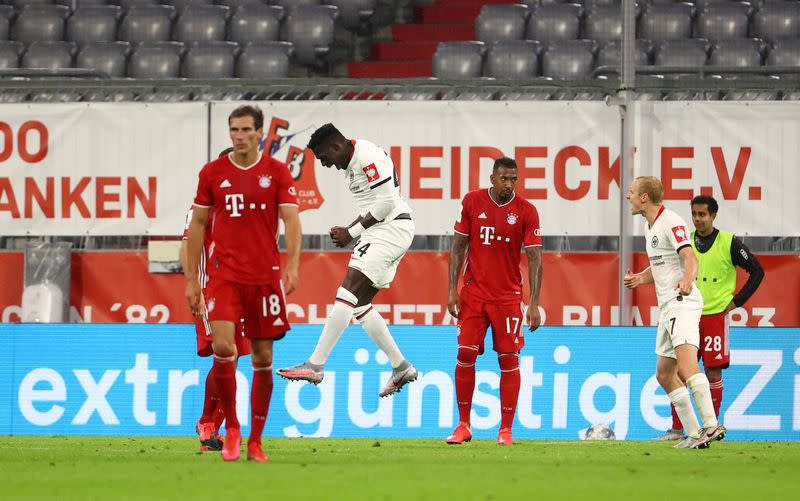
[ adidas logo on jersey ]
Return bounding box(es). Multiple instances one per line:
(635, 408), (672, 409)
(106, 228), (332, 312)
(715, 353), (723, 360)
(273, 318), (284, 326)
(220, 179), (232, 188)
(478, 212), (487, 219)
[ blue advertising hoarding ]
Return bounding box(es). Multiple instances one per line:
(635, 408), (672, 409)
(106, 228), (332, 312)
(1, 324), (798, 441)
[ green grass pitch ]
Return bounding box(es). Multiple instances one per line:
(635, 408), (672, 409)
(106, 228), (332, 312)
(2, 437), (798, 500)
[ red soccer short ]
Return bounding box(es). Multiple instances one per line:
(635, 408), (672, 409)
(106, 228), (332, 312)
(698, 311), (730, 369)
(457, 294), (526, 354)
(204, 278), (290, 340)
(194, 314), (250, 357)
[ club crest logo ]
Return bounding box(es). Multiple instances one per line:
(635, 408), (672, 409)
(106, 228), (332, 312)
(207, 299), (215, 313)
(671, 225), (688, 243)
(651, 236), (659, 248)
(259, 116), (324, 212)
(507, 213), (518, 225)
(258, 176), (272, 188)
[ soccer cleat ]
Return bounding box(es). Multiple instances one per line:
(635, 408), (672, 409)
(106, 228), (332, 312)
(705, 424), (727, 442)
(673, 433), (710, 449)
(655, 428), (687, 441)
(277, 361), (324, 385)
(379, 364), (418, 397)
(221, 428), (242, 461)
(246, 442), (270, 463)
(196, 421), (222, 452)
(497, 427), (513, 446)
(446, 423), (472, 445)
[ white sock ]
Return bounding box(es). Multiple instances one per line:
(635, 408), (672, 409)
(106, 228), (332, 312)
(308, 288), (356, 366)
(686, 373), (719, 429)
(668, 386), (701, 437)
(355, 305), (405, 368)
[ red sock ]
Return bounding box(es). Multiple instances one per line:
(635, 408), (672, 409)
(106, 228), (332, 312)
(498, 353), (520, 430)
(199, 366), (218, 424)
(213, 404), (225, 433)
(671, 403), (683, 430)
(455, 346), (478, 425)
(709, 378), (723, 418)
(212, 355), (240, 430)
(249, 362), (274, 445)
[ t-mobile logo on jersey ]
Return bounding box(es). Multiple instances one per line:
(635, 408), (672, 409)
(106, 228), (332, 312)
(479, 226), (495, 245)
(225, 193), (245, 217)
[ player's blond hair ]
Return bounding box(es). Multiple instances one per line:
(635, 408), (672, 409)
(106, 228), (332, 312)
(634, 176), (664, 204)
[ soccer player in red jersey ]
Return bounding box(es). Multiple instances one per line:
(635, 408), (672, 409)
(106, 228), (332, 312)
(445, 157), (543, 446)
(185, 105), (302, 462)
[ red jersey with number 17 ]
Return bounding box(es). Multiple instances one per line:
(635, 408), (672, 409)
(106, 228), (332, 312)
(193, 152), (298, 285)
(454, 189), (542, 303)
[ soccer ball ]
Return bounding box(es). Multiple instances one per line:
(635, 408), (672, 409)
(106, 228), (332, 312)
(584, 423), (616, 440)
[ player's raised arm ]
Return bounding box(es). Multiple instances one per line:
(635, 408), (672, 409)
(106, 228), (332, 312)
(280, 204), (301, 295)
(447, 233), (469, 318)
(526, 246), (543, 331)
(185, 205), (209, 316)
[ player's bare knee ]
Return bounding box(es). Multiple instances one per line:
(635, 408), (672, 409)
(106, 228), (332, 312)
(655, 366), (674, 387)
(212, 341), (237, 358)
(705, 366), (722, 382)
(249, 339), (273, 365)
(457, 345), (479, 367)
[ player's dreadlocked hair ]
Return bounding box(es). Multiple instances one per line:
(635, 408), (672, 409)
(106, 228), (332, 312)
(691, 194), (719, 214)
(493, 156), (517, 171)
(228, 105), (264, 130)
(308, 123), (345, 150)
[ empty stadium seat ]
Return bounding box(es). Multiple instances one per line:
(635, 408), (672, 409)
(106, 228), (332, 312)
(118, 6), (175, 43)
(227, 5), (283, 44)
(270, 0), (319, 10)
(216, 0), (268, 8)
(173, 5), (229, 43)
(110, 0), (160, 7)
(181, 40), (237, 77)
(10, 0), (56, 7)
(542, 40), (595, 79)
(526, 4), (582, 42)
(0, 40), (22, 68)
(165, 0), (215, 10)
(285, 5), (337, 66)
(11, 5), (70, 44)
(67, 6), (122, 46)
(766, 38), (800, 67)
(654, 39), (709, 67)
(585, 6), (623, 42)
(55, 0), (109, 6)
(127, 40), (183, 77)
(596, 39), (651, 68)
(696, 4), (750, 42)
(235, 40), (292, 78)
(76, 40), (130, 77)
(22, 40), (75, 69)
(752, 4), (800, 42)
(638, 3), (694, 41)
(708, 39), (764, 67)
(0, 6), (13, 41)
(432, 41), (484, 79)
(485, 40), (540, 78)
(325, 0), (376, 32)
(475, 4), (529, 44)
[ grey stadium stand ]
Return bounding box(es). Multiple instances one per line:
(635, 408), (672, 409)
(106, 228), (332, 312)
(181, 40), (237, 78)
(325, 0), (377, 33)
(596, 39), (651, 68)
(526, 4), (582, 43)
(66, 6), (122, 47)
(584, 6), (625, 43)
(109, 0), (161, 8)
(76, 40), (131, 77)
(118, 6), (176, 43)
(696, 4), (751, 42)
(11, 5), (70, 44)
(216, 0), (270, 8)
(0, 6), (12, 41)
(485, 40), (540, 78)
(127, 40), (183, 78)
(166, 0), (215, 10)
(708, 39), (764, 67)
(475, 4), (530, 44)
(172, 5), (229, 43)
(227, 5), (283, 45)
(654, 39), (709, 67)
(0, 40), (22, 68)
(542, 40), (596, 79)
(270, 0), (320, 10)
(235, 40), (292, 78)
(22, 41), (75, 69)
(285, 5), (337, 66)
(638, 3), (694, 41)
(55, 0), (110, 6)
(432, 41), (485, 79)
(766, 38), (800, 68)
(752, 3), (800, 42)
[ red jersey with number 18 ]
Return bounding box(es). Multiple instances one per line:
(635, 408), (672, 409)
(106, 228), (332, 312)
(193, 152), (298, 285)
(454, 189), (542, 304)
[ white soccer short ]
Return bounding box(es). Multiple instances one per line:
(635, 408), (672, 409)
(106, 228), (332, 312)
(655, 292), (703, 359)
(348, 218), (414, 289)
